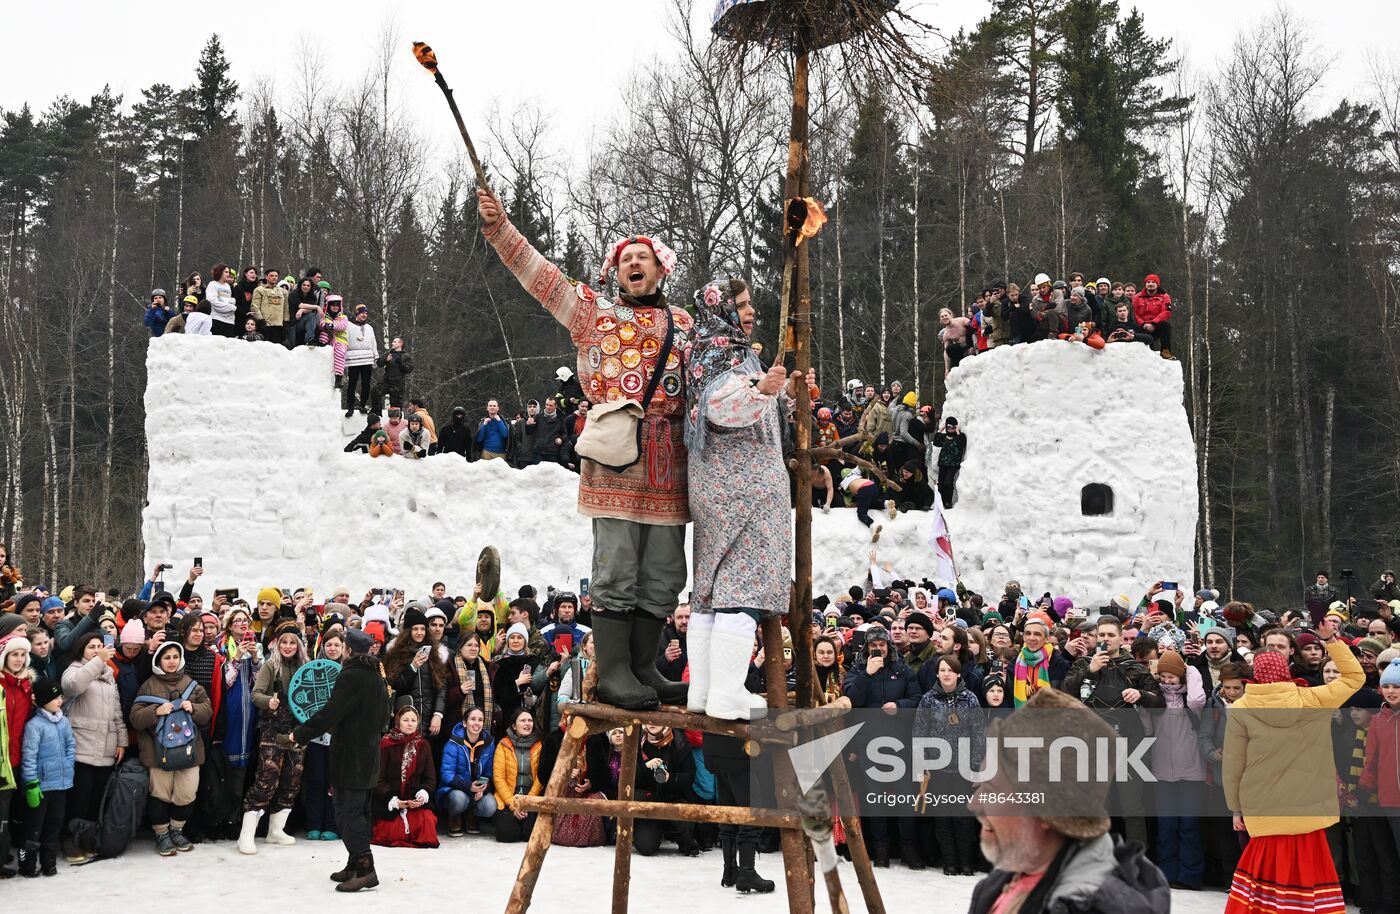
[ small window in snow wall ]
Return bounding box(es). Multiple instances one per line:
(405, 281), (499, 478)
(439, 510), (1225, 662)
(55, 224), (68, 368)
(1081, 483), (1113, 516)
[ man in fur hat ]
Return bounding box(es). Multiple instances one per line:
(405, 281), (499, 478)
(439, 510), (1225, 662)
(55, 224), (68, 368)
(477, 187), (692, 710)
(968, 688), (1170, 913)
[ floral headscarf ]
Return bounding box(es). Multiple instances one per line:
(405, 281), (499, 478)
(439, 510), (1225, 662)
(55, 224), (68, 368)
(684, 278), (763, 456)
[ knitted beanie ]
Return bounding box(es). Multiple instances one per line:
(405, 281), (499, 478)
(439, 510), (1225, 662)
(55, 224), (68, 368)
(1381, 662), (1400, 688)
(257, 587), (283, 607)
(1156, 650), (1187, 680)
(120, 619), (145, 645)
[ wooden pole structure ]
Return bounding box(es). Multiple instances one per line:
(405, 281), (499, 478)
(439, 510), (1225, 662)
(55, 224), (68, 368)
(784, 42), (818, 713)
(612, 724), (640, 914)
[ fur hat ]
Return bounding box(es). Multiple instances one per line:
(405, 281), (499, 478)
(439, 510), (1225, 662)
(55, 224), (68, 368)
(1359, 636), (1390, 658)
(0, 634), (32, 659)
(985, 688), (1112, 839)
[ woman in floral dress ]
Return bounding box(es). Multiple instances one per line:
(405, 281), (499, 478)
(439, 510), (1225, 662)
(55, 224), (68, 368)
(683, 277), (797, 721)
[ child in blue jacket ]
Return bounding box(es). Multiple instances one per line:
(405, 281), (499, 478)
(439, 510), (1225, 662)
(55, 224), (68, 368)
(21, 678), (75, 877)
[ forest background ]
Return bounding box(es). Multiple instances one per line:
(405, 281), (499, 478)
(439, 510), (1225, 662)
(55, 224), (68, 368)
(1, 0), (1395, 605)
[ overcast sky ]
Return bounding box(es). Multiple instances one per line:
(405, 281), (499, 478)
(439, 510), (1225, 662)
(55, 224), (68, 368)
(1, 0), (1393, 175)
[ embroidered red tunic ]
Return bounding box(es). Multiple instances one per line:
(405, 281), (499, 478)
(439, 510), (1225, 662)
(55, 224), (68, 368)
(484, 216), (692, 525)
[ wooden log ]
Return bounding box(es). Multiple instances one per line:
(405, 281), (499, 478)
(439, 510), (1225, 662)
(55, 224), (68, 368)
(567, 702), (797, 745)
(504, 727), (584, 914)
(807, 448), (903, 492)
(612, 725), (639, 914)
(771, 697), (852, 732)
(511, 794), (802, 828)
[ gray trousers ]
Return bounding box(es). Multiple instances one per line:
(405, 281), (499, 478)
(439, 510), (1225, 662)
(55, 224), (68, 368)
(591, 518), (687, 621)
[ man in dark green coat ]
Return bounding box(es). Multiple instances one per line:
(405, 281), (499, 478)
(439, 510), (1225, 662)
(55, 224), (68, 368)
(930, 417), (967, 508)
(284, 628), (389, 892)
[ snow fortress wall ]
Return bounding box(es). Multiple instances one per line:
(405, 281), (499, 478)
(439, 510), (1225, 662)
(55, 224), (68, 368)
(938, 342), (1198, 605)
(143, 336), (1191, 605)
(143, 336), (936, 602)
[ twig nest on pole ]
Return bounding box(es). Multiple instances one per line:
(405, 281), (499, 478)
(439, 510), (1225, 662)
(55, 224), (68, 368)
(711, 0), (897, 50)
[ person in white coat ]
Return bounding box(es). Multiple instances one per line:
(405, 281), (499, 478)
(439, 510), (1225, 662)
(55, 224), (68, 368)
(205, 263), (238, 338)
(344, 305), (379, 416)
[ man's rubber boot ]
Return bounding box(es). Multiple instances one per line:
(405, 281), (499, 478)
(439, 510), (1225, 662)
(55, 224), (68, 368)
(629, 614), (688, 706)
(591, 611), (659, 710)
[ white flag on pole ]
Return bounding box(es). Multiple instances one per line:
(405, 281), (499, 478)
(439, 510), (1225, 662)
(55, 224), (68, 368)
(928, 488), (956, 587)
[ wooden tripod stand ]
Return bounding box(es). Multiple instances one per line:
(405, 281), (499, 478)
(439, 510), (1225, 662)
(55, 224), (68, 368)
(502, 627), (886, 914)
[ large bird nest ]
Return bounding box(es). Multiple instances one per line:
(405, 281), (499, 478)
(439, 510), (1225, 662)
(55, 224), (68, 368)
(711, 0), (936, 105)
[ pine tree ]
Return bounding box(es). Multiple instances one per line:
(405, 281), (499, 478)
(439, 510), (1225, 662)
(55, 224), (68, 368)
(189, 35), (240, 138)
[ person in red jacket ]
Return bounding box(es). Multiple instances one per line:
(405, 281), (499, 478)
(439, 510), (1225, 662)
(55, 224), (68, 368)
(1132, 273), (1174, 359)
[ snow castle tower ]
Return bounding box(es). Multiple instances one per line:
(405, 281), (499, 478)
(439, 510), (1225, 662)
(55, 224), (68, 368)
(938, 342), (1197, 605)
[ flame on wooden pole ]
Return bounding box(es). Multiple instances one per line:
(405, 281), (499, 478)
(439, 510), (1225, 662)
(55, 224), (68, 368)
(412, 41), (490, 191)
(712, 3), (930, 912)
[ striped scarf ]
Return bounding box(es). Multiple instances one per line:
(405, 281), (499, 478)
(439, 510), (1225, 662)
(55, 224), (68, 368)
(452, 654), (494, 734)
(1013, 646), (1052, 708)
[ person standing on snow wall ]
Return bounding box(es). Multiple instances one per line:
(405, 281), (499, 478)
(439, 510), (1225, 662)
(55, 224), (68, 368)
(683, 277), (796, 722)
(477, 186), (692, 711)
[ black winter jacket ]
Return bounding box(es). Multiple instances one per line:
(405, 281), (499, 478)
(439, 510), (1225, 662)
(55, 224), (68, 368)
(293, 652), (390, 789)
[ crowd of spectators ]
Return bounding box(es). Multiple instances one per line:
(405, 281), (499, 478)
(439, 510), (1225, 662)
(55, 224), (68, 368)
(3, 546), (1399, 909)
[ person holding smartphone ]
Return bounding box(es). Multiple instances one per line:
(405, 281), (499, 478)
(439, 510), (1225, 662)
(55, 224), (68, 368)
(435, 706), (496, 837)
(382, 606), (446, 738)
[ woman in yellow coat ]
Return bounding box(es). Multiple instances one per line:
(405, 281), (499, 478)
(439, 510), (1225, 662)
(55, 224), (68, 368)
(1223, 616), (1362, 913)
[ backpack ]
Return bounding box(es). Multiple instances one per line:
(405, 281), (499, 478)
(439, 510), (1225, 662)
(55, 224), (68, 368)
(70, 757), (149, 860)
(135, 681), (200, 770)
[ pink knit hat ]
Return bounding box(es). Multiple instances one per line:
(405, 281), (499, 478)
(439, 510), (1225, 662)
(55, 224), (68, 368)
(120, 619), (145, 646)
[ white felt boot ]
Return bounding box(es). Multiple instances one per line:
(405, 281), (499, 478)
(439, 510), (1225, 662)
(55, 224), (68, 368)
(705, 613), (767, 721)
(237, 810), (261, 855)
(686, 613), (714, 714)
(266, 808), (296, 845)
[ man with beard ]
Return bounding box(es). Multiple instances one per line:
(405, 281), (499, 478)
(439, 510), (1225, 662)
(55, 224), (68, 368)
(968, 688), (1169, 913)
(477, 187), (692, 710)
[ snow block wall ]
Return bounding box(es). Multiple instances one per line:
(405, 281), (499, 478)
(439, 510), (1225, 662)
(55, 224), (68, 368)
(142, 336), (598, 600)
(142, 338), (1194, 607)
(938, 342), (1197, 605)
(143, 336), (966, 604)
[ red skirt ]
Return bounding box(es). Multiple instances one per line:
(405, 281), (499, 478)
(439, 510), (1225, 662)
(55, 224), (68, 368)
(1226, 830), (1344, 913)
(372, 806), (440, 848)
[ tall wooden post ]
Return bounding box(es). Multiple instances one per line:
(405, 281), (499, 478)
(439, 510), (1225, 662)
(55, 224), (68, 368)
(783, 45), (817, 710)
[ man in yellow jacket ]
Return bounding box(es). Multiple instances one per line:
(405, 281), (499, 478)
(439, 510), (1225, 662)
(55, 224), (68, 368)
(1223, 615), (1361, 913)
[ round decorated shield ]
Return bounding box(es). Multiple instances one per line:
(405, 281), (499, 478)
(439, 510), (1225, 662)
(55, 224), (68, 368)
(288, 658), (341, 723)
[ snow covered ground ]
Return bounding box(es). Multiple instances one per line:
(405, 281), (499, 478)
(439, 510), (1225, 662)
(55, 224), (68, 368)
(3, 834), (1233, 912)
